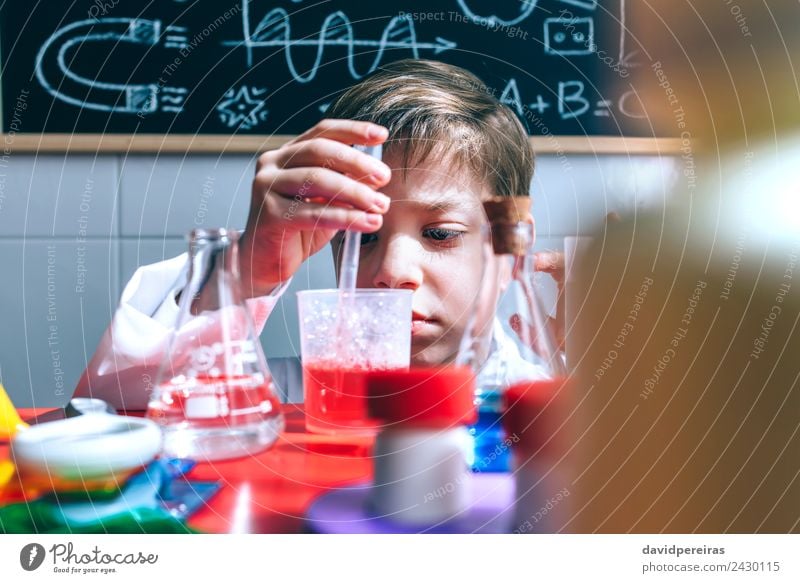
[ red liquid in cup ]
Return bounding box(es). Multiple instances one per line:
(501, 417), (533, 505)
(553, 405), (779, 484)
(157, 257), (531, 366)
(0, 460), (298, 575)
(303, 365), (389, 435)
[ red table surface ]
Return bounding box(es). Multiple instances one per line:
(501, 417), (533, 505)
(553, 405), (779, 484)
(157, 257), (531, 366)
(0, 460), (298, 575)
(2, 405), (374, 533)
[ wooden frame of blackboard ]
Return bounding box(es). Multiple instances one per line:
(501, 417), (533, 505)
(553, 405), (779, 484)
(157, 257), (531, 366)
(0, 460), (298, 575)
(0, 134), (681, 155)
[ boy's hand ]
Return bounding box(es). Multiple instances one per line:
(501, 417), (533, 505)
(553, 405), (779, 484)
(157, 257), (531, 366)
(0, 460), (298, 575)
(238, 120), (392, 297)
(534, 251), (566, 351)
(507, 251), (566, 361)
(508, 251), (565, 357)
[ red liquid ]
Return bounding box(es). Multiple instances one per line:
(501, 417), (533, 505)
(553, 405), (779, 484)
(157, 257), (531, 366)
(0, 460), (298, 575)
(303, 365), (386, 435)
(147, 374), (282, 430)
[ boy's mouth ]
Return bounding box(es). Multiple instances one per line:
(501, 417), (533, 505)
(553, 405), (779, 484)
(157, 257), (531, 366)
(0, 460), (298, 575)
(411, 311), (437, 337)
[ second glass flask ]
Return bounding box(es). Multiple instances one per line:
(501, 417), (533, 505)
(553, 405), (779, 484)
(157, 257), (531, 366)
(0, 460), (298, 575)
(457, 202), (566, 471)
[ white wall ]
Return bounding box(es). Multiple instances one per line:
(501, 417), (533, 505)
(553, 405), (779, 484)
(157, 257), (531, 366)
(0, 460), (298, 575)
(0, 152), (678, 407)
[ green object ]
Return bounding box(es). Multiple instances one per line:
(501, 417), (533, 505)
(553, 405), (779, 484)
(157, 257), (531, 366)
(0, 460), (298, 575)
(0, 459), (215, 534)
(0, 501), (197, 533)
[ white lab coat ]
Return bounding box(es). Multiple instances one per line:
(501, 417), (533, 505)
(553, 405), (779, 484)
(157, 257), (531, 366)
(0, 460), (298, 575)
(73, 254), (298, 411)
(481, 319), (550, 389)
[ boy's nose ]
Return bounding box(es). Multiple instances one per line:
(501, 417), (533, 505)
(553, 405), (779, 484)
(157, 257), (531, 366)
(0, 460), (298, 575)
(371, 238), (423, 291)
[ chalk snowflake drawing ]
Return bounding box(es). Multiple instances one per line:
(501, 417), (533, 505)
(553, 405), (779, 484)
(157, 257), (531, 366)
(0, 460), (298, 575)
(217, 85), (269, 130)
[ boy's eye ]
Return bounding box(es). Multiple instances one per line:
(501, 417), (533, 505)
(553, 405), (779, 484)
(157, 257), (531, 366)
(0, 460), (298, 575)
(360, 232), (379, 245)
(423, 227), (464, 244)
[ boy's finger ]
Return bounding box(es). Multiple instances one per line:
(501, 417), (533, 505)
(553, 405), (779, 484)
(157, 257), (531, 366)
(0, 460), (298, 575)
(276, 138), (391, 187)
(257, 167), (390, 214)
(534, 251), (565, 277)
(280, 203), (383, 232)
(291, 119), (388, 146)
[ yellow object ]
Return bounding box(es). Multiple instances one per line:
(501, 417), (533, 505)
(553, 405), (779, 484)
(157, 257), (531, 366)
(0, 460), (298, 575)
(0, 382), (28, 439)
(0, 460), (13, 490)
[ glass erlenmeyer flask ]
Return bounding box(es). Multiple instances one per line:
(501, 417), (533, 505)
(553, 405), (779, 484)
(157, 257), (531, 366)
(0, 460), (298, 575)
(146, 228), (285, 461)
(457, 198), (566, 472)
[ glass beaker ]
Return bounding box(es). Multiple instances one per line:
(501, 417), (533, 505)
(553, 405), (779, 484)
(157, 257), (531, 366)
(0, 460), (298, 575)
(146, 228), (285, 461)
(297, 289), (412, 435)
(457, 201), (566, 472)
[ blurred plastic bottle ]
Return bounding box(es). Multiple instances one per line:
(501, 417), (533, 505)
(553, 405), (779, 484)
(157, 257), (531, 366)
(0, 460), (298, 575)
(366, 367), (477, 525)
(457, 197), (566, 472)
(146, 228), (284, 461)
(503, 376), (571, 533)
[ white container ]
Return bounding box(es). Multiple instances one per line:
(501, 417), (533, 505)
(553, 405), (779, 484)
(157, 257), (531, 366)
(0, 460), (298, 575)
(371, 427), (472, 525)
(365, 366), (478, 526)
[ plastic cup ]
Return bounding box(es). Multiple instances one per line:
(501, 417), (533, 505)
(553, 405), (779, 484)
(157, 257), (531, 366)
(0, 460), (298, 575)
(297, 289), (412, 435)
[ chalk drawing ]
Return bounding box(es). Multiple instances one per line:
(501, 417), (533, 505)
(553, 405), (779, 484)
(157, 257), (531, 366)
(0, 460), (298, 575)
(456, 0), (538, 27)
(555, 0), (597, 11)
(35, 18), (188, 114)
(225, 3), (456, 82)
(544, 16), (595, 55)
(217, 85), (269, 129)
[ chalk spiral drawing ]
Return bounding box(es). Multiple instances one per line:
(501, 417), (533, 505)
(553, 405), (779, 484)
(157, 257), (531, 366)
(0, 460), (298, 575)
(35, 18), (188, 114)
(217, 85), (269, 129)
(224, 3), (456, 82)
(455, 0), (539, 27)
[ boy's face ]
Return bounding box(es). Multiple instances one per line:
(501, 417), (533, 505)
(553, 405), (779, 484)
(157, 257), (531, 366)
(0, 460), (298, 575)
(336, 152), (490, 366)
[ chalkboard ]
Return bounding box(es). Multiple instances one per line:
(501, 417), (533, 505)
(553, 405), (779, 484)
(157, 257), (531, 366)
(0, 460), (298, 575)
(1, 0), (660, 139)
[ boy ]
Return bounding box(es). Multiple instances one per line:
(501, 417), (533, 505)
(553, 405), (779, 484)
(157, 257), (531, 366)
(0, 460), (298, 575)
(77, 59), (562, 408)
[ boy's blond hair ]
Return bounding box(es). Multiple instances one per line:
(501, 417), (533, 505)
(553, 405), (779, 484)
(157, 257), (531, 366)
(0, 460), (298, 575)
(327, 59), (533, 196)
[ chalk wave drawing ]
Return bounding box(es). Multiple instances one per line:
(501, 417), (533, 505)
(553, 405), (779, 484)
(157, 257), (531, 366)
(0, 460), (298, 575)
(217, 85), (269, 129)
(35, 18), (189, 114)
(224, 3), (456, 82)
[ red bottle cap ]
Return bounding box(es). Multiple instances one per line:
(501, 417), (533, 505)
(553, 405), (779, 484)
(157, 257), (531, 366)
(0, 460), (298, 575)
(503, 377), (569, 457)
(366, 367), (477, 428)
